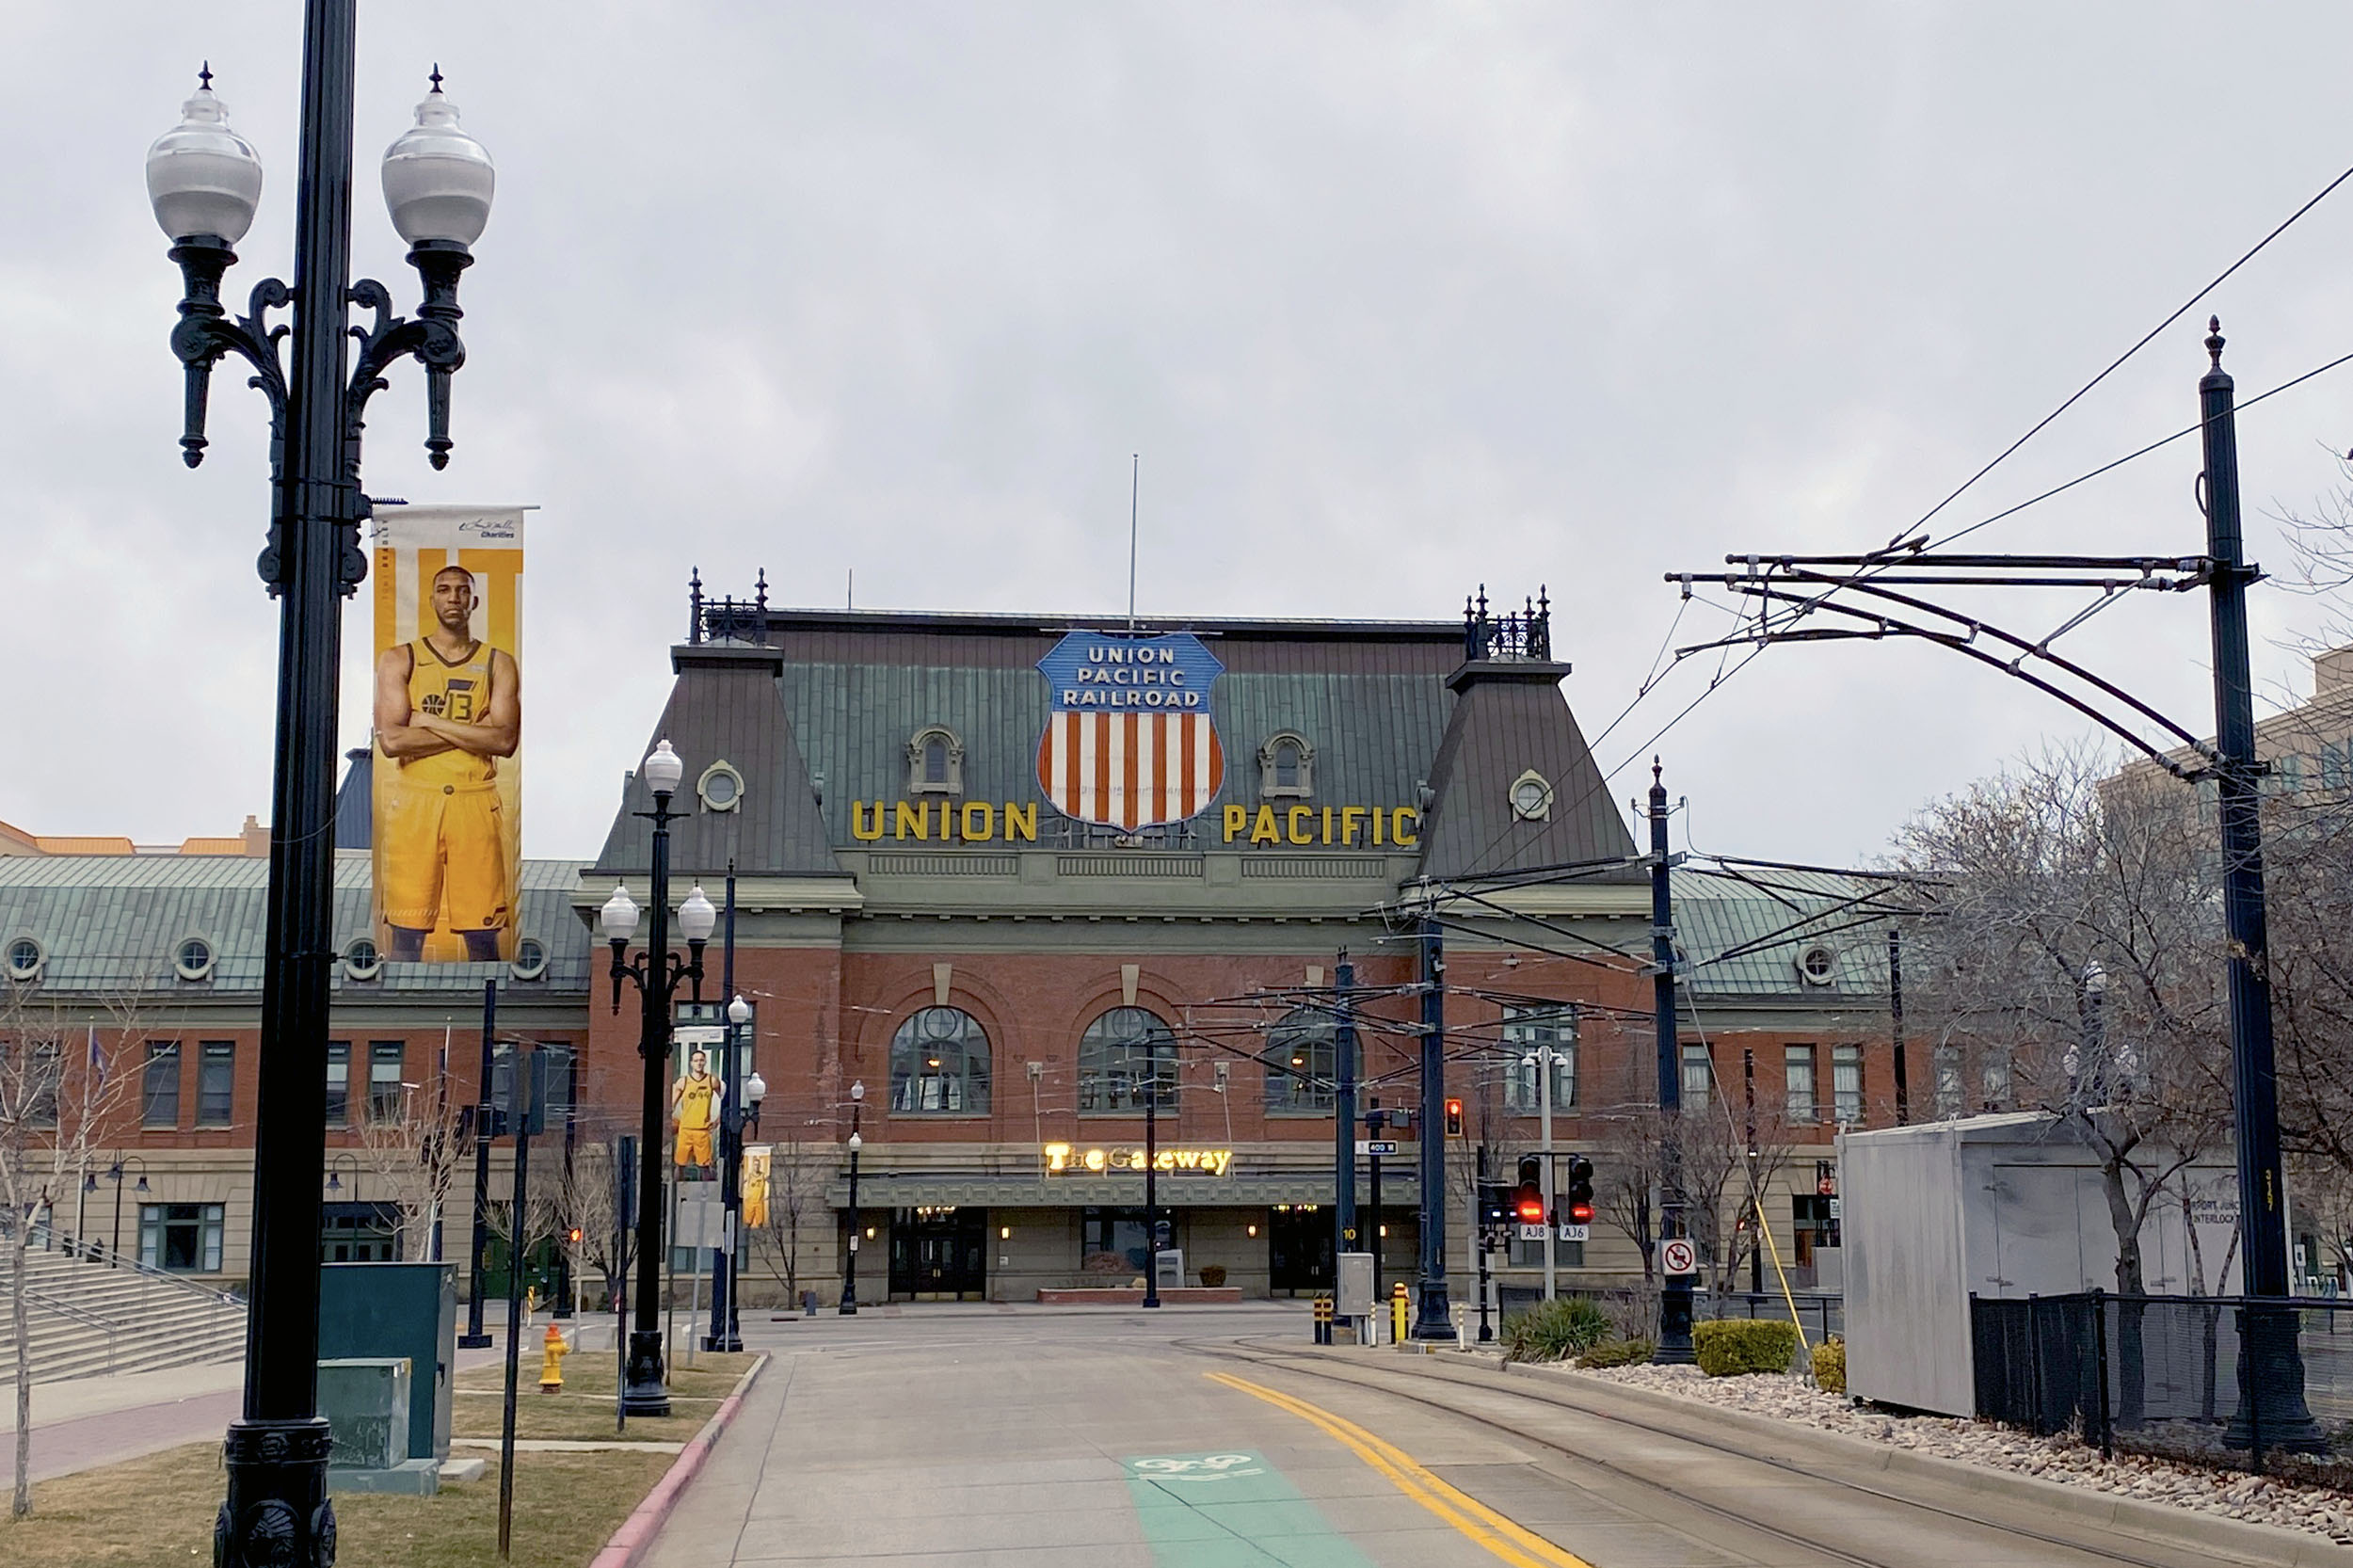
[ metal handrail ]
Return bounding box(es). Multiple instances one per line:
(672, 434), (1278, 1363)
(23, 1286), (122, 1374)
(29, 1226), (247, 1312)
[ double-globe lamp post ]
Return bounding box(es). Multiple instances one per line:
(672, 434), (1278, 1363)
(841, 1080), (865, 1313)
(706, 992), (766, 1352)
(600, 740), (719, 1417)
(145, 13), (493, 1558)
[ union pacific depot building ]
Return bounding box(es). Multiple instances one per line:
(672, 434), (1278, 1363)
(0, 584), (1905, 1311)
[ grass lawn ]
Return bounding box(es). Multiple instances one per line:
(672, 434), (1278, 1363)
(452, 1349), (756, 1445)
(4, 1441), (676, 1568)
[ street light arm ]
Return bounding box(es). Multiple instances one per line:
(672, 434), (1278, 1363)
(343, 241), (472, 474)
(166, 240), (290, 473)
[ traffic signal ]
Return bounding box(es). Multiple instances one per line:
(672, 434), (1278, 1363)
(1564, 1156), (1595, 1225)
(1444, 1097), (1464, 1137)
(1477, 1182), (1510, 1227)
(566, 1226), (584, 1245)
(1512, 1154), (1545, 1223)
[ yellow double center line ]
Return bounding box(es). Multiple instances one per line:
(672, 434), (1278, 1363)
(1204, 1371), (1595, 1568)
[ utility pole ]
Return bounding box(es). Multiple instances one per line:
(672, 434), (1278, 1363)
(2201, 320), (2319, 1448)
(1333, 953), (1358, 1266)
(1653, 760), (1695, 1363)
(1143, 1049), (1161, 1310)
(1413, 919), (1456, 1339)
(1888, 927), (1910, 1126)
(1536, 1045), (1557, 1303)
(459, 979), (496, 1347)
(1744, 1048), (1762, 1296)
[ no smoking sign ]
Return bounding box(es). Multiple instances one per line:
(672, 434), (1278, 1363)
(1661, 1238), (1697, 1276)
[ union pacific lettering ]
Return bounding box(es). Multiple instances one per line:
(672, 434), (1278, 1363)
(1063, 645), (1205, 709)
(847, 798), (1419, 847)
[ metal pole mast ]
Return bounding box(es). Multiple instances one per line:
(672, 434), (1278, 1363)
(220, 2), (355, 1551)
(459, 979), (497, 1347)
(624, 799), (677, 1416)
(1538, 1046), (1556, 1304)
(1143, 1058), (1161, 1309)
(2201, 319), (2319, 1448)
(1414, 918), (1455, 1338)
(1333, 953), (1357, 1263)
(706, 863), (743, 1352)
(1653, 760), (1695, 1362)
(1889, 927), (1909, 1127)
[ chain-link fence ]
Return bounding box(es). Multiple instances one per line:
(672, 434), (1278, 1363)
(1972, 1290), (2353, 1474)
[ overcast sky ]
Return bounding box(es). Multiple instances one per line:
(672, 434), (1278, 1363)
(10, 4), (2353, 867)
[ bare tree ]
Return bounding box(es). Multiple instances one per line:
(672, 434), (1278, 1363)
(0, 984), (141, 1518)
(354, 1051), (472, 1264)
(553, 1137), (626, 1314)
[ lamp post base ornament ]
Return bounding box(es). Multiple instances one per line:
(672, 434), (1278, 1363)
(624, 1329), (672, 1417)
(216, 1419), (335, 1568)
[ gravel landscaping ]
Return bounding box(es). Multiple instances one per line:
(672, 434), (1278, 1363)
(1550, 1360), (2353, 1546)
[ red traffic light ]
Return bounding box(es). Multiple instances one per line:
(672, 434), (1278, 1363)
(1567, 1202), (1594, 1224)
(1513, 1190), (1546, 1224)
(1443, 1097), (1465, 1137)
(566, 1227), (584, 1244)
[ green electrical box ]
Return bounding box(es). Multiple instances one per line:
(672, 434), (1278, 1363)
(319, 1262), (456, 1466)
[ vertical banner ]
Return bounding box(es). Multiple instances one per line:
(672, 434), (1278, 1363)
(370, 504), (527, 963)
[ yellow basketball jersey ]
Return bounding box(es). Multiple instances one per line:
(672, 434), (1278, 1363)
(677, 1076), (717, 1132)
(401, 639), (498, 786)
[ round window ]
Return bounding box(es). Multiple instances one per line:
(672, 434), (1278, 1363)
(1511, 776), (1552, 820)
(4, 936), (42, 982)
(175, 937), (216, 981)
(697, 760), (744, 813)
(1799, 945), (1835, 984)
(510, 936), (549, 982)
(344, 938), (381, 980)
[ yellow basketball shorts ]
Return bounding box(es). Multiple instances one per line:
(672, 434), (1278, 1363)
(674, 1128), (714, 1168)
(380, 782), (509, 932)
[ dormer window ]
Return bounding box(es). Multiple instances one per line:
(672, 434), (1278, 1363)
(1258, 732), (1315, 800)
(907, 727), (964, 796)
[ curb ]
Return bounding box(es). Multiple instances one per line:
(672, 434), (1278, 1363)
(587, 1354), (768, 1568)
(1483, 1357), (2353, 1568)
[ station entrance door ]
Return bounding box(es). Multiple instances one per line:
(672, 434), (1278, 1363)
(889, 1207), (988, 1301)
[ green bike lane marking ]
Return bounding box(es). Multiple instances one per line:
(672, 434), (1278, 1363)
(1124, 1450), (1382, 1568)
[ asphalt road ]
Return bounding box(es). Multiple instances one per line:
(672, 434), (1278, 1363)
(641, 1302), (2343, 1568)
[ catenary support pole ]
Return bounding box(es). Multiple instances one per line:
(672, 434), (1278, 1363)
(1538, 1048), (1556, 1304)
(1414, 919), (1456, 1338)
(460, 979), (497, 1347)
(2201, 320), (2320, 1449)
(1333, 953), (1358, 1265)
(1653, 760), (1695, 1363)
(1888, 927), (1910, 1126)
(1143, 1064), (1162, 1309)
(219, 3), (356, 1553)
(1745, 1048), (1763, 1295)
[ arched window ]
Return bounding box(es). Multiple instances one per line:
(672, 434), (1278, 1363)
(1078, 1007), (1176, 1112)
(1263, 1008), (1335, 1114)
(888, 1007), (991, 1114)
(1257, 732), (1315, 799)
(906, 727), (964, 796)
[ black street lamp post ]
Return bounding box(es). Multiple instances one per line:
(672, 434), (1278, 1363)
(704, 987), (754, 1352)
(599, 741), (718, 1419)
(459, 979), (497, 1348)
(104, 1157), (150, 1267)
(1412, 920), (1455, 1339)
(146, 14), (493, 1557)
(840, 1082), (865, 1313)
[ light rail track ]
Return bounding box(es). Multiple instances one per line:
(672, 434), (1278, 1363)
(1176, 1334), (2294, 1568)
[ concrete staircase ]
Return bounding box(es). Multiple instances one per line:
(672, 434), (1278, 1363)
(5, 1243), (246, 1384)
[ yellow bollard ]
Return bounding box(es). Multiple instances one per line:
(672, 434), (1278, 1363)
(1391, 1282), (1409, 1345)
(537, 1323), (569, 1393)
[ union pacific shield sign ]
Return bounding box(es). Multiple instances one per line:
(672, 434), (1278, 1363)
(1035, 632), (1225, 830)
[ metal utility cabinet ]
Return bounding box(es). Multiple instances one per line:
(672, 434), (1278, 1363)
(1839, 1112), (2239, 1416)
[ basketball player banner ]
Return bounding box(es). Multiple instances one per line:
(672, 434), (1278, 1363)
(370, 504), (526, 964)
(1034, 631), (1225, 831)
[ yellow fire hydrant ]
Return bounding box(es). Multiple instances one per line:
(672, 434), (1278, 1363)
(537, 1323), (569, 1394)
